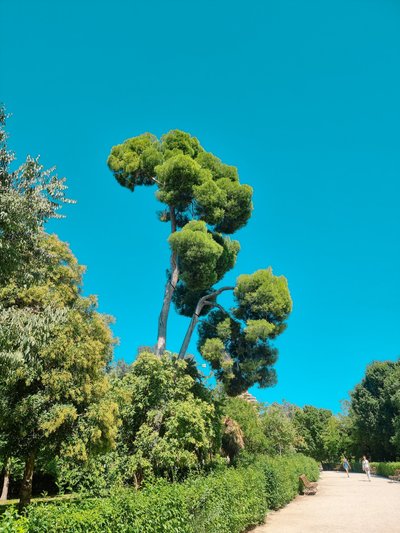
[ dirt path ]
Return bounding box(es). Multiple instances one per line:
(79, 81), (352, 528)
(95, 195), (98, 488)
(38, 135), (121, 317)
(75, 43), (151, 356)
(250, 471), (400, 533)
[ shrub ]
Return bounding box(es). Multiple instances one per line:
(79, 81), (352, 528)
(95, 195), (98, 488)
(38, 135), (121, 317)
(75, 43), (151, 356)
(371, 462), (400, 477)
(254, 454), (319, 510)
(187, 466), (267, 533)
(0, 454), (319, 533)
(114, 352), (221, 483)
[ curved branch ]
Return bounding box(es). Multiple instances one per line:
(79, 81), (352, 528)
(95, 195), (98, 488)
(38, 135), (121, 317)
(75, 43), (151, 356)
(178, 286), (234, 359)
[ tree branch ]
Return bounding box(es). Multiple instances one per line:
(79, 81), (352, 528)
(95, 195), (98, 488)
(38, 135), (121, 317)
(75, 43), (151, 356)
(178, 286), (234, 359)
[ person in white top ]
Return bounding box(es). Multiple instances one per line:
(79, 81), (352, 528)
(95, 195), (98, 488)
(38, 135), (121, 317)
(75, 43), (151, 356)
(362, 455), (371, 481)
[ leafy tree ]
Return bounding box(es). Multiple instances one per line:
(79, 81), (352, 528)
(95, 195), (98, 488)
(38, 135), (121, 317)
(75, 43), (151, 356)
(197, 268), (292, 395)
(0, 235), (119, 508)
(349, 359), (400, 460)
(108, 131), (292, 395)
(223, 397), (267, 455)
(389, 366), (400, 454)
(320, 416), (344, 463)
(107, 130), (251, 356)
(293, 405), (333, 462)
(0, 107), (72, 285)
(260, 403), (299, 456)
(113, 352), (221, 484)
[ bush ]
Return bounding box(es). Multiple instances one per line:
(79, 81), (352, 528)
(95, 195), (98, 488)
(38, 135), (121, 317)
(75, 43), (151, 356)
(187, 466), (267, 533)
(0, 454), (319, 533)
(371, 462), (400, 477)
(255, 455), (319, 510)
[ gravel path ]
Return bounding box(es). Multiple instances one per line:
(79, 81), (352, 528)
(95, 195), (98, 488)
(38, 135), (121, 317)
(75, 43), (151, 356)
(250, 471), (400, 533)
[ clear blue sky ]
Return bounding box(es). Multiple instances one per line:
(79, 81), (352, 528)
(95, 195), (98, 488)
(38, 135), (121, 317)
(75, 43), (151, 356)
(2, 0), (400, 412)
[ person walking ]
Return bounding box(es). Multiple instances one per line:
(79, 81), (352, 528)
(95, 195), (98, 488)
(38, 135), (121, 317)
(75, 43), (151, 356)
(342, 456), (351, 478)
(362, 455), (372, 481)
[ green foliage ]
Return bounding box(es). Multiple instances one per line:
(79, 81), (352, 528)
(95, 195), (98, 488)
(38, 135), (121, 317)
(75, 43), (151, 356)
(113, 352), (220, 482)
(107, 129), (252, 234)
(0, 108), (72, 286)
(320, 416), (346, 463)
(55, 451), (130, 497)
(106, 133), (162, 190)
(235, 268), (292, 332)
(108, 128), (293, 398)
(0, 454), (319, 533)
(253, 455), (319, 510)
(157, 155), (209, 210)
(107, 129), (255, 368)
(293, 405), (335, 462)
(169, 222), (223, 290)
(0, 234), (119, 505)
(349, 359), (400, 460)
(260, 404), (299, 456)
(169, 223), (240, 294)
(370, 461), (400, 477)
(187, 466), (266, 533)
(223, 398), (267, 455)
(198, 269), (292, 395)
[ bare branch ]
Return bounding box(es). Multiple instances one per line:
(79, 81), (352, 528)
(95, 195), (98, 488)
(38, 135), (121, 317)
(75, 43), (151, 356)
(178, 285), (235, 359)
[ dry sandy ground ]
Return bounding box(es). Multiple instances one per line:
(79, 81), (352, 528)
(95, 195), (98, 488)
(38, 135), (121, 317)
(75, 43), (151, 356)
(250, 471), (400, 533)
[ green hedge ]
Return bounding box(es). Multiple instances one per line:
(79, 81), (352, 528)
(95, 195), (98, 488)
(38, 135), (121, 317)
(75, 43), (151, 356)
(370, 462), (400, 477)
(0, 454), (318, 533)
(255, 455), (319, 510)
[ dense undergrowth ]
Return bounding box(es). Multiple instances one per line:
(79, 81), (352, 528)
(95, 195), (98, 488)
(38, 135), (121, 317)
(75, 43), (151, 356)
(0, 454), (318, 533)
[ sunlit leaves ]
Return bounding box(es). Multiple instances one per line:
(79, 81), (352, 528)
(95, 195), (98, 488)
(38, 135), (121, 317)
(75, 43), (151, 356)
(195, 151), (238, 181)
(193, 179), (227, 225)
(107, 128), (253, 234)
(213, 179), (253, 234)
(0, 108), (73, 286)
(161, 130), (202, 158)
(0, 234), (118, 462)
(245, 319), (275, 342)
(114, 352), (219, 478)
(107, 133), (161, 190)
(235, 268), (292, 328)
(200, 338), (226, 365)
(156, 155), (209, 209)
(169, 221), (223, 290)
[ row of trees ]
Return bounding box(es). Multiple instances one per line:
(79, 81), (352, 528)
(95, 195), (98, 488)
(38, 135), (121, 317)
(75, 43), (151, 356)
(223, 363), (400, 466)
(3, 350), (397, 506)
(224, 398), (350, 464)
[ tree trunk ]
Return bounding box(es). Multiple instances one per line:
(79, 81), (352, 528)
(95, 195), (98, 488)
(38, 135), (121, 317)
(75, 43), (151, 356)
(0, 458), (10, 501)
(178, 286), (234, 359)
(155, 208), (178, 357)
(18, 452), (35, 510)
